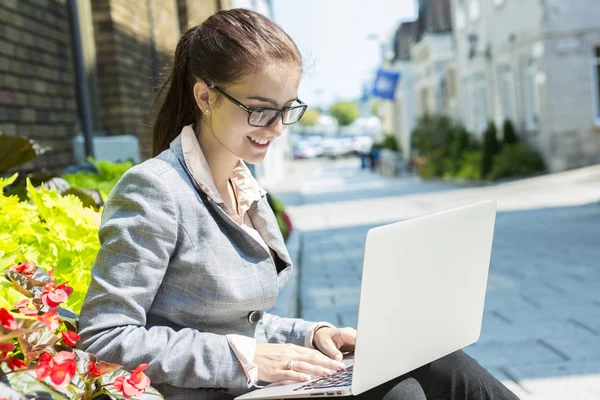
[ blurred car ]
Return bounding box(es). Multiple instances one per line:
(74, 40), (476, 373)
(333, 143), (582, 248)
(293, 141), (322, 159)
(320, 138), (355, 159)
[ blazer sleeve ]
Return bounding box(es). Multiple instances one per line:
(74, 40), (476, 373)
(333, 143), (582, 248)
(77, 167), (250, 394)
(258, 312), (317, 346)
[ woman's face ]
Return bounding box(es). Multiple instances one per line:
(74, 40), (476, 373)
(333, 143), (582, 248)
(201, 63), (302, 165)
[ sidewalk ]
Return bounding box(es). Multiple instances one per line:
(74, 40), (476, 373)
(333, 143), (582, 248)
(272, 159), (600, 400)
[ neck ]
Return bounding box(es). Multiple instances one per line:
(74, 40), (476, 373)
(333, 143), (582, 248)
(195, 122), (239, 193)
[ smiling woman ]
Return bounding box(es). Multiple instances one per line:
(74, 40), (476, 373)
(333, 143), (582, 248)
(75, 8), (519, 400)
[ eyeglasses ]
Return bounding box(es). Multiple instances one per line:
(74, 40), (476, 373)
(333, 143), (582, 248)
(210, 85), (308, 127)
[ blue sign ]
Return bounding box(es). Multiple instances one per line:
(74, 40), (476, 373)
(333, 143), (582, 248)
(372, 68), (401, 100)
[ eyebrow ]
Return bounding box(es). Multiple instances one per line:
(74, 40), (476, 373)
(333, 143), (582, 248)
(247, 95), (299, 107)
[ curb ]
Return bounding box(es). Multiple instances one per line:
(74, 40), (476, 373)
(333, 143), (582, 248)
(269, 228), (302, 318)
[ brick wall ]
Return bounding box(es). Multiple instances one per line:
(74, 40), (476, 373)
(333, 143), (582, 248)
(91, 0), (180, 158)
(0, 0), (78, 171)
(177, 0), (221, 32)
(0, 0), (223, 171)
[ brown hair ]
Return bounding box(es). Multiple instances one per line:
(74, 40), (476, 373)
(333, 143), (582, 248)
(151, 9), (302, 157)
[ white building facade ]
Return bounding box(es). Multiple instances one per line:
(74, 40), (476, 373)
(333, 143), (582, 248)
(452, 0), (600, 171)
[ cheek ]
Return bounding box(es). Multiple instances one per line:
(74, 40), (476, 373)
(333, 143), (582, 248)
(213, 108), (252, 140)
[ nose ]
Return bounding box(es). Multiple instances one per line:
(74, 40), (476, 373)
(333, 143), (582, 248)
(265, 115), (285, 138)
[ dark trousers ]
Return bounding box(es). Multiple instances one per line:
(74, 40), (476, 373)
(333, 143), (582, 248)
(349, 350), (519, 400)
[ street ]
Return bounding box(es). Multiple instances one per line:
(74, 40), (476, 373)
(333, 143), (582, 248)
(272, 158), (600, 400)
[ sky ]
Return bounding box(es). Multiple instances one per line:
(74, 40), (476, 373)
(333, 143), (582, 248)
(272, 0), (418, 109)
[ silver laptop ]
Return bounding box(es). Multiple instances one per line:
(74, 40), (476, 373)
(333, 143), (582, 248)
(236, 200), (497, 399)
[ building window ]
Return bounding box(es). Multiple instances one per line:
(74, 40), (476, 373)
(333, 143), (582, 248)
(499, 66), (516, 122)
(593, 46), (600, 122)
(469, 0), (481, 21)
(523, 60), (540, 130)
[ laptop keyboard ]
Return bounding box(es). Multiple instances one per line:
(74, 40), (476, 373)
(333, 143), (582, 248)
(293, 365), (354, 391)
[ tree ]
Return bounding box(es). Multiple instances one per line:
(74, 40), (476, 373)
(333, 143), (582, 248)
(329, 101), (359, 128)
(480, 122), (501, 179)
(298, 109), (320, 127)
(502, 119), (518, 144)
(370, 99), (380, 116)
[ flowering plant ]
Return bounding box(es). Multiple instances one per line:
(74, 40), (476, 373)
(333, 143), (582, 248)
(1, 173), (101, 314)
(0, 262), (162, 399)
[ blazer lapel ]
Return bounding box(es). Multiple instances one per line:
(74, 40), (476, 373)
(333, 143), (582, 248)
(170, 133), (292, 285)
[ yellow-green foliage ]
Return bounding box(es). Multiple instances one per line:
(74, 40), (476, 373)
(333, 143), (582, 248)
(0, 173), (100, 313)
(63, 158), (133, 199)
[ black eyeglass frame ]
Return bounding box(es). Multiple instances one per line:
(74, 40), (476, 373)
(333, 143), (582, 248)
(210, 85), (308, 127)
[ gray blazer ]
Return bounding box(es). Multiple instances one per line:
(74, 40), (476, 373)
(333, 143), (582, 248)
(77, 134), (315, 399)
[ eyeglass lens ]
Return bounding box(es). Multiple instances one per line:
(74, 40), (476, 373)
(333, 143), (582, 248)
(249, 107), (305, 127)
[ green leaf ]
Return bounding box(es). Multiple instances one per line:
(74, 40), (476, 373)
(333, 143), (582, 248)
(73, 349), (95, 375)
(30, 266), (54, 285)
(4, 271), (40, 298)
(136, 386), (164, 399)
(57, 308), (79, 332)
(0, 280), (27, 309)
(4, 369), (69, 399)
(0, 243), (22, 270)
(0, 313), (46, 341)
(0, 381), (29, 400)
(18, 326), (60, 361)
(0, 172), (19, 191)
(0, 134), (38, 174)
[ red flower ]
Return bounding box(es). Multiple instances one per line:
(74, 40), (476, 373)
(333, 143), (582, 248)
(0, 308), (17, 330)
(113, 364), (151, 398)
(9, 262), (36, 275)
(88, 361), (101, 377)
(38, 308), (60, 332)
(41, 282), (72, 308)
(36, 351), (76, 390)
(0, 341), (14, 354)
(6, 356), (27, 370)
(61, 331), (80, 347)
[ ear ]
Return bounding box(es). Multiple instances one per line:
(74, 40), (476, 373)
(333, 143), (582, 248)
(193, 80), (212, 114)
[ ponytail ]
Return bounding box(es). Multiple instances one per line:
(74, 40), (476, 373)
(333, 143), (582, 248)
(150, 9), (303, 158)
(151, 27), (198, 157)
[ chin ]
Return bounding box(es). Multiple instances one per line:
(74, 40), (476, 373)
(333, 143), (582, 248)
(243, 153), (268, 165)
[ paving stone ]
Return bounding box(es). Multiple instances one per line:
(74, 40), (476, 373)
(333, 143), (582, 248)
(464, 339), (567, 369)
(275, 160), (600, 400)
(502, 360), (600, 397)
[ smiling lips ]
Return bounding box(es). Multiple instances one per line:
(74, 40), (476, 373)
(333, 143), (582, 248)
(248, 135), (271, 148)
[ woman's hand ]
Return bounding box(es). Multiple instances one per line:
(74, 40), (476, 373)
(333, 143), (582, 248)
(313, 327), (357, 361)
(254, 343), (346, 383)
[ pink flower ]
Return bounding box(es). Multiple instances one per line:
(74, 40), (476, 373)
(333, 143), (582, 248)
(37, 308), (60, 332)
(0, 308), (17, 330)
(41, 282), (73, 308)
(14, 299), (38, 316)
(14, 299), (30, 309)
(61, 331), (80, 347)
(9, 262), (36, 275)
(113, 364), (151, 398)
(36, 351), (76, 390)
